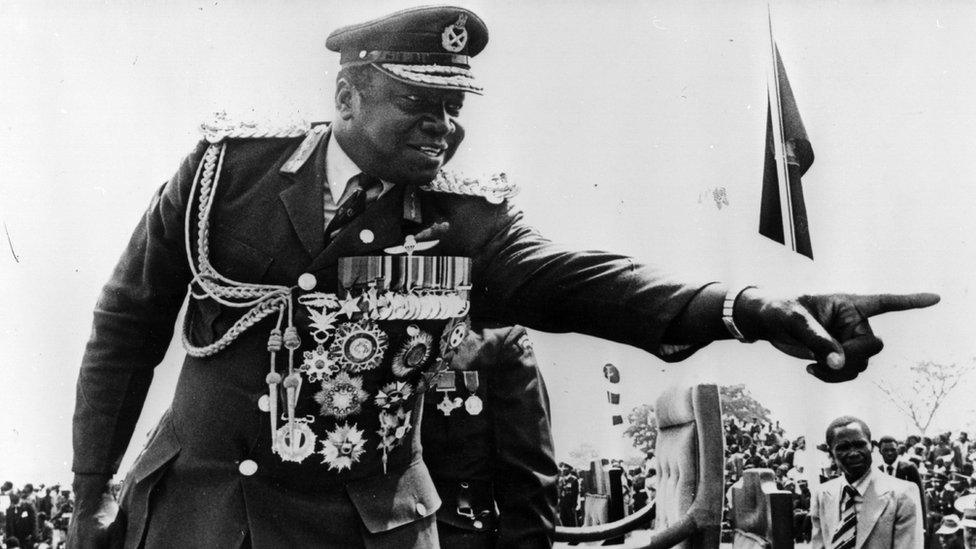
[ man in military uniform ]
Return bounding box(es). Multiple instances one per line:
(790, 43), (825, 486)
(69, 5), (939, 548)
(421, 322), (556, 548)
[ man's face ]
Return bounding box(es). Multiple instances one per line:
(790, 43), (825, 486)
(879, 441), (899, 465)
(830, 422), (873, 480)
(340, 71), (465, 185)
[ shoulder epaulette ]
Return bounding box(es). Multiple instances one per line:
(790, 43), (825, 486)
(200, 111), (310, 144)
(420, 170), (519, 204)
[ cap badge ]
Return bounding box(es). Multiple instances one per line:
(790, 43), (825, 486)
(441, 14), (468, 53)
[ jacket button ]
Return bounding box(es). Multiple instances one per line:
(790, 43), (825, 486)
(415, 502), (427, 516)
(238, 460), (258, 476)
(257, 394), (270, 412)
(359, 229), (374, 243)
(297, 273), (317, 291)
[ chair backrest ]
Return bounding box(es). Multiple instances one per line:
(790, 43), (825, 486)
(653, 383), (725, 549)
(730, 469), (794, 549)
(552, 383), (725, 547)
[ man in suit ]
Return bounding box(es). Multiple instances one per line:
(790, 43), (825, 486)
(421, 322), (557, 548)
(69, 5), (939, 548)
(811, 416), (923, 548)
(879, 435), (930, 546)
(5, 494), (36, 549)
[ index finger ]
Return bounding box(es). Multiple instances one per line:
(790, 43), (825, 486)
(852, 292), (940, 317)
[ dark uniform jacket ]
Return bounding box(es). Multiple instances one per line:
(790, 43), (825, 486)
(422, 322), (557, 548)
(73, 124), (706, 547)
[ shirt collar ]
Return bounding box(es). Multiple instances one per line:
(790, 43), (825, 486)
(326, 133), (393, 205)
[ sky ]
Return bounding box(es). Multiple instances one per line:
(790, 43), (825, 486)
(1, 0), (975, 484)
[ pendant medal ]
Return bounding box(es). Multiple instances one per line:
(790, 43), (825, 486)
(392, 326), (433, 378)
(314, 372), (369, 419)
(274, 416), (317, 463)
(437, 393), (464, 416)
(301, 344), (338, 381)
(433, 371), (462, 416)
(299, 292), (340, 343)
(329, 321), (388, 372)
(374, 381), (413, 410)
(319, 422), (366, 471)
(462, 371), (482, 415)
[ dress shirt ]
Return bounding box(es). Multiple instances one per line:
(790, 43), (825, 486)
(325, 133), (392, 208)
(842, 467), (875, 518)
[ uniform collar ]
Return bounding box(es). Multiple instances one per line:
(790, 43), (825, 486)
(279, 123), (423, 225)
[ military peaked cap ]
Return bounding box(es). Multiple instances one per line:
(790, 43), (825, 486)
(326, 5), (488, 94)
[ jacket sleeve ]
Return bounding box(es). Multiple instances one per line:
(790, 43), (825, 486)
(488, 326), (558, 549)
(469, 200), (716, 362)
(72, 141), (208, 475)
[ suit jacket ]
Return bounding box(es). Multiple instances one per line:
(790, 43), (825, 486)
(879, 462), (928, 533)
(422, 322), (557, 548)
(810, 469), (923, 549)
(73, 125), (706, 547)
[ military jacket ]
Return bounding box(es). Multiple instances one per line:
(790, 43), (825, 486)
(73, 122), (706, 546)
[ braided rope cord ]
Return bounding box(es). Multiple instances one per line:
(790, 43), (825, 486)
(201, 120), (310, 144)
(419, 170), (519, 201)
(181, 142), (294, 357)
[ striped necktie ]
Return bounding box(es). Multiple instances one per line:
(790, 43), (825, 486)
(832, 484), (858, 549)
(325, 173), (382, 238)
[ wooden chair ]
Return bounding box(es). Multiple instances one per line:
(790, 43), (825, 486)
(552, 383), (725, 548)
(730, 469), (794, 549)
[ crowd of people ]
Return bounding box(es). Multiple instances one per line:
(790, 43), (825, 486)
(555, 415), (976, 546)
(556, 457), (658, 529)
(0, 482), (77, 549)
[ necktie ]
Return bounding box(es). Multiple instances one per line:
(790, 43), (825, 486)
(325, 173), (381, 238)
(887, 464), (894, 476)
(832, 484), (858, 549)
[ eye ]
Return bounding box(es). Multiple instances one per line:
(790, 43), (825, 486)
(404, 95), (421, 104)
(445, 102), (462, 117)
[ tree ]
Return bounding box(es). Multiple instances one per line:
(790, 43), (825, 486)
(720, 384), (773, 425)
(566, 442), (600, 469)
(874, 360), (975, 435)
(623, 404), (656, 455)
(623, 385), (776, 455)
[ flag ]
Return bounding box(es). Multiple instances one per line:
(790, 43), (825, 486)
(759, 42), (815, 259)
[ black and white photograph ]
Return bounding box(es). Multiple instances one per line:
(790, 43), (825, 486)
(1, 1), (975, 548)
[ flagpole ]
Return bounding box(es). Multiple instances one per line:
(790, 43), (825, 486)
(766, 4), (797, 252)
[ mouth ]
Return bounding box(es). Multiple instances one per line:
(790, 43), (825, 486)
(409, 143), (447, 158)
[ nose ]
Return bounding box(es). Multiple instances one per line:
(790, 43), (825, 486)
(420, 103), (455, 138)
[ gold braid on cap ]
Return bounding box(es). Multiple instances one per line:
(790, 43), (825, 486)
(378, 64), (483, 94)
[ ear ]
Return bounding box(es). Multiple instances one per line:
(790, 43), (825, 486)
(335, 77), (358, 121)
